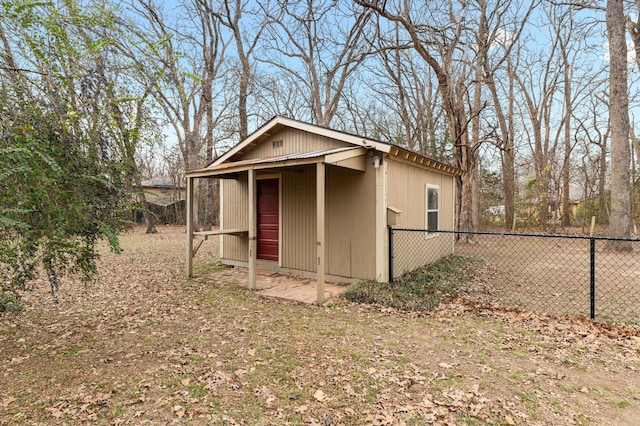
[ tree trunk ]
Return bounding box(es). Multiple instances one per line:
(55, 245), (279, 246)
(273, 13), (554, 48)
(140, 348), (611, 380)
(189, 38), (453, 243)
(606, 0), (632, 250)
(598, 134), (608, 224)
(204, 178), (213, 231)
(143, 207), (157, 234)
(486, 54), (516, 231)
(471, 53), (482, 231)
(503, 58), (517, 231)
(238, 52), (250, 140)
(561, 48), (572, 228)
(186, 132), (201, 232)
(630, 125), (640, 224)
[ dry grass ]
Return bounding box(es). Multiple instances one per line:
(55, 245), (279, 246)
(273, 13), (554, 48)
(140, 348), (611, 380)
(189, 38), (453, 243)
(1, 226), (640, 425)
(451, 234), (640, 323)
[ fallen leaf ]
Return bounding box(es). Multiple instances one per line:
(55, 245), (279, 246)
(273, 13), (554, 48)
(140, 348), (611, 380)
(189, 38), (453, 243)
(313, 389), (326, 401)
(1, 397), (16, 407)
(294, 404), (308, 413)
(45, 407), (63, 419)
(439, 362), (453, 369)
(504, 414), (515, 425)
(247, 348), (256, 356)
(173, 404), (185, 418)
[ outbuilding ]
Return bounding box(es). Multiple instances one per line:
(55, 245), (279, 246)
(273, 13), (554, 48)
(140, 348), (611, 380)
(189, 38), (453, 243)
(186, 116), (461, 303)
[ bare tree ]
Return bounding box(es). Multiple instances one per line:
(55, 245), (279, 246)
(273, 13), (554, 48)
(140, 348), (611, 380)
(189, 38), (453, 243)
(474, 0), (538, 230)
(550, 6), (605, 229)
(259, 0), (374, 127)
(362, 21), (446, 158)
(251, 72), (309, 122)
(356, 0), (478, 233)
(575, 94), (610, 225)
(512, 10), (568, 231)
(122, 0), (233, 230)
(205, 0), (267, 140)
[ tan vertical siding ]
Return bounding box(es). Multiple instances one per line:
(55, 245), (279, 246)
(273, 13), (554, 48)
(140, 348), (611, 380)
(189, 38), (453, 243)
(387, 158), (456, 278)
(218, 146), (456, 280)
(239, 128), (350, 160)
(221, 174), (249, 262)
(281, 166), (317, 271)
(326, 165), (377, 279)
(387, 158), (455, 228)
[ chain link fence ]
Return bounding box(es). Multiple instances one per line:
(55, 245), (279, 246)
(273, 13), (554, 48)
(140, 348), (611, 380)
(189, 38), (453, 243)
(389, 229), (640, 324)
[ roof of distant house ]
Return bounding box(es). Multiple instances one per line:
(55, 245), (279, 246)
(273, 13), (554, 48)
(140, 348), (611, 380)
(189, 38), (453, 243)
(141, 177), (181, 188)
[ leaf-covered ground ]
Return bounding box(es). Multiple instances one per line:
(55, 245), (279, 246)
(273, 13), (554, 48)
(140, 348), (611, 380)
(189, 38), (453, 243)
(2, 226), (640, 425)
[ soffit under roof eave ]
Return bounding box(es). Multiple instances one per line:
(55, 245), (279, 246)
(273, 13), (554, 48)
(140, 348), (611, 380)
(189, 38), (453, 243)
(387, 146), (462, 176)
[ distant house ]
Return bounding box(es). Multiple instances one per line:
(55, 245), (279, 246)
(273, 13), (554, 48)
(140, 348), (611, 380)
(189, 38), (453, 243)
(140, 177), (185, 224)
(565, 183), (587, 219)
(185, 116), (461, 303)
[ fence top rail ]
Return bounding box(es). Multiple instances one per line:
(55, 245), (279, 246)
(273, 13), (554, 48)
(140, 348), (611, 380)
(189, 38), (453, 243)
(390, 228), (640, 242)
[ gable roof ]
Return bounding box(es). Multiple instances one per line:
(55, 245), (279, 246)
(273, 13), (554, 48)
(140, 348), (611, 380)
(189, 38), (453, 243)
(209, 116), (460, 176)
(215, 115), (461, 175)
(212, 116), (387, 165)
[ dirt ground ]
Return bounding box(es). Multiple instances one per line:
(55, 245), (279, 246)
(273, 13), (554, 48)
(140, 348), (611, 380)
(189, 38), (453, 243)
(2, 226), (640, 425)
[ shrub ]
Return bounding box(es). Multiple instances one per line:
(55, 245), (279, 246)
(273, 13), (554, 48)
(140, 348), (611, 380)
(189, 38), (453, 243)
(343, 255), (484, 311)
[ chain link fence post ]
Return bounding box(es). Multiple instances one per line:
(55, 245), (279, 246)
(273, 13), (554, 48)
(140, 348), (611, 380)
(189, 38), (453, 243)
(590, 237), (596, 320)
(388, 226), (394, 283)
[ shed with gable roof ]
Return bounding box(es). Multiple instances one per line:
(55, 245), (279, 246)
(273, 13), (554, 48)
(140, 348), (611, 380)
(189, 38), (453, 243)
(185, 116), (461, 303)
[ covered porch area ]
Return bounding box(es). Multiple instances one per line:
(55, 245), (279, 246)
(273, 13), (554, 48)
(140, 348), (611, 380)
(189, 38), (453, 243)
(185, 146), (383, 304)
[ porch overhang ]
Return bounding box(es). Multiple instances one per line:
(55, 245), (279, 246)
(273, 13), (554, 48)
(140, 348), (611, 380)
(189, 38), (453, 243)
(186, 146), (368, 179)
(186, 146), (369, 304)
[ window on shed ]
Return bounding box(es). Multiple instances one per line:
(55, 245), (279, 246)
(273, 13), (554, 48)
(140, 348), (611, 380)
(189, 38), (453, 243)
(426, 185), (439, 232)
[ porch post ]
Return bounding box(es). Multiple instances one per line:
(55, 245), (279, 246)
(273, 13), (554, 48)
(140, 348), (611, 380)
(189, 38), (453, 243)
(186, 175), (194, 278)
(375, 156), (388, 282)
(316, 162), (326, 304)
(248, 168), (257, 290)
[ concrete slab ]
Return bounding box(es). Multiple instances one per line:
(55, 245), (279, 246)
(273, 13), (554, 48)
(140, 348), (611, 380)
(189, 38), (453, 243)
(214, 266), (349, 304)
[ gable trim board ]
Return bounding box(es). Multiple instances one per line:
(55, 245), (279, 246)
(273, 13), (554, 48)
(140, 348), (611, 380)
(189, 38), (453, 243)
(187, 146), (368, 178)
(185, 117), (461, 304)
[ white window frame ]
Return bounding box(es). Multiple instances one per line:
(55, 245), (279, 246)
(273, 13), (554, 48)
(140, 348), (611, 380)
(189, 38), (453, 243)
(425, 184), (439, 236)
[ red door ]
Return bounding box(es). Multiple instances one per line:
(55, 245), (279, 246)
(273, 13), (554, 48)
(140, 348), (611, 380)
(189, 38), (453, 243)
(257, 179), (279, 261)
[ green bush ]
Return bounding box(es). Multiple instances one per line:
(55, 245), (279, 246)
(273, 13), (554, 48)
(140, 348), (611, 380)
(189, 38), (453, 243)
(343, 255), (484, 311)
(0, 107), (127, 311)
